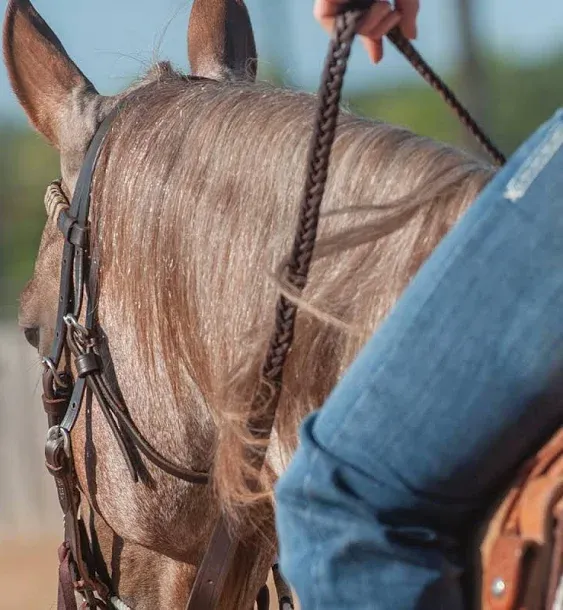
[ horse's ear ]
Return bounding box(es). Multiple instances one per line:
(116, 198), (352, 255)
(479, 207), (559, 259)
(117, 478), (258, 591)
(3, 0), (99, 149)
(188, 0), (257, 82)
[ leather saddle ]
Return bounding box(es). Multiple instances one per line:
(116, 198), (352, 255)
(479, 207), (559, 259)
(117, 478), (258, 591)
(480, 427), (563, 610)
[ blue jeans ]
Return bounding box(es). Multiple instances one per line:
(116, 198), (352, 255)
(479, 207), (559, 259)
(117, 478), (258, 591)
(274, 109), (563, 610)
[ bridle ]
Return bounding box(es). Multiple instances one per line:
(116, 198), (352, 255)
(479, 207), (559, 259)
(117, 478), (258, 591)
(39, 3), (505, 610)
(42, 99), (214, 610)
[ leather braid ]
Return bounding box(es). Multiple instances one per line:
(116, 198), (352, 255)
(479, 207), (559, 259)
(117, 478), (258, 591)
(188, 6), (507, 609)
(286, 12), (362, 286)
(245, 0), (505, 460)
(387, 28), (506, 166)
(246, 4), (506, 462)
(247, 11), (363, 446)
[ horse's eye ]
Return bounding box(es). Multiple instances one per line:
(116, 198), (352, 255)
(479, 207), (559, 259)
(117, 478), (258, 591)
(23, 326), (40, 349)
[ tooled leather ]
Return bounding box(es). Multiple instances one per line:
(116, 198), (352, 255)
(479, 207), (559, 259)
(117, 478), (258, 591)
(520, 477), (563, 544)
(481, 428), (563, 610)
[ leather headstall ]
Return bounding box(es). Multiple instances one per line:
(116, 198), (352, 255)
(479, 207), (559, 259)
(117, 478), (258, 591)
(41, 96), (293, 610)
(42, 103), (212, 609)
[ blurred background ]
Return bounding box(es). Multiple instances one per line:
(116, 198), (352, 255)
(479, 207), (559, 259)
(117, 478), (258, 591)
(0, 0), (561, 607)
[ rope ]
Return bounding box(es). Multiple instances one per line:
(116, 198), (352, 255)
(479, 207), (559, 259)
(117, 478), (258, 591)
(387, 28), (506, 166)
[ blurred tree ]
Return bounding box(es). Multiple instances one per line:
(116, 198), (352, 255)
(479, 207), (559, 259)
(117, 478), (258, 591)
(0, 127), (58, 318)
(456, 0), (491, 157)
(486, 51), (563, 153)
(1, 49), (561, 318)
(257, 2), (294, 87)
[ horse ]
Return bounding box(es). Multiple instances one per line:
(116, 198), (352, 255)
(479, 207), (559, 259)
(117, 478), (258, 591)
(4, 0), (495, 607)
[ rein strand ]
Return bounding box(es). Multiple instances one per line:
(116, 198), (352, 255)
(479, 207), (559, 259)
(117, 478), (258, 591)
(189, 3), (506, 608)
(387, 27), (506, 166)
(251, 0), (507, 505)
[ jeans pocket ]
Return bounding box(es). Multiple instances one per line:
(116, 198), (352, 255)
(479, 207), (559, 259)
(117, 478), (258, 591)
(504, 113), (563, 202)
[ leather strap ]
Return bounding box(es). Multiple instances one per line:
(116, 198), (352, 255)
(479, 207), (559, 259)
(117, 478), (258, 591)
(256, 584), (270, 610)
(481, 428), (563, 610)
(58, 542), (79, 610)
(185, 518), (237, 609)
(547, 507), (563, 609)
(46, 105), (127, 610)
(186, 522), (293, 610)
(47, 107), (121, 370)
(46, 94), (212, 609)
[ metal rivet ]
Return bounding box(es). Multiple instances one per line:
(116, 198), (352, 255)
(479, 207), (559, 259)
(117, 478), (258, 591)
(491, 578), (506, 597)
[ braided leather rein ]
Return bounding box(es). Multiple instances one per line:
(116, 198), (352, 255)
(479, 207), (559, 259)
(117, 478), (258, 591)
(251, 5), (506, 462)
(187, 4), (506, 609)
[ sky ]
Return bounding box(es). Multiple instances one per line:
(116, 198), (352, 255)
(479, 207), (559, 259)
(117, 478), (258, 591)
(1, 0), (562, 124)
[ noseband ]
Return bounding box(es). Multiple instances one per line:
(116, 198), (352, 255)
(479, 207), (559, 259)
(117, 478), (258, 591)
(39, 5), (504, 610)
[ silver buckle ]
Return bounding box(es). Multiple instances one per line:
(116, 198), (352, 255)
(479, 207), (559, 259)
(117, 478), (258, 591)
(46, 426), (71, 459)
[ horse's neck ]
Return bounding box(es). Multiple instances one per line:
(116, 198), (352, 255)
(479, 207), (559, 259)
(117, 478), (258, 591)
(83, 504), (198, 609)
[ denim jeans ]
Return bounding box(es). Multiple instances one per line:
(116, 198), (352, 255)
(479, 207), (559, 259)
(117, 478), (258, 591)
(274, 109), (563, 610)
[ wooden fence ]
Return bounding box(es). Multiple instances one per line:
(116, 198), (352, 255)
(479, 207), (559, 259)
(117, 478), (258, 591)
(0, 321), (60, 540)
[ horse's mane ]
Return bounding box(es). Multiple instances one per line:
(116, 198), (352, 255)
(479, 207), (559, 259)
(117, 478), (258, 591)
(92, 63), (494, 528)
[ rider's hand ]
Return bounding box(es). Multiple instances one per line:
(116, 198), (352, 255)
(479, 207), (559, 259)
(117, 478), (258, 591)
(313, 0), (419, 63)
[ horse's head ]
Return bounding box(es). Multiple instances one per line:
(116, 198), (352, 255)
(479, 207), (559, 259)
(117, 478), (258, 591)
(4, 1), (268, 608)
(4, 1), (494, 607)
(4, 0), (107, 352)
(6, 0), (256, 357)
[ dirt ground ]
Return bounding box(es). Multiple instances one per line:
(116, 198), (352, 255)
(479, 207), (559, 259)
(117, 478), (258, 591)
(0, 537), (60, 610)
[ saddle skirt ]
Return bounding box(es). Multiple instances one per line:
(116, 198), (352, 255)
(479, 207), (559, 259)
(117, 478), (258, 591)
(481, 427), (563, 610)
